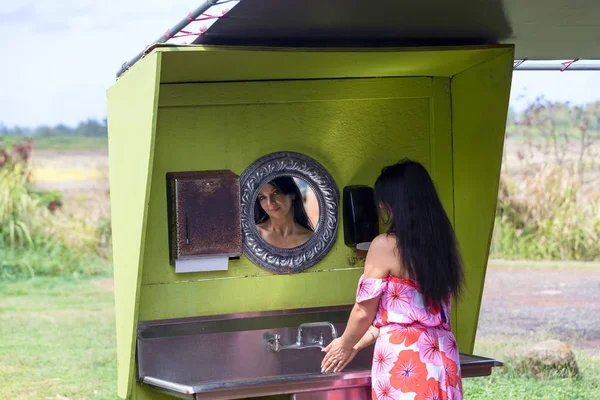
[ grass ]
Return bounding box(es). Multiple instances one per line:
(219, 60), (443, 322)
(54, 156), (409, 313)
(1, 276), (599, 400)
(0, 277), (119, 400)
(489, 259), (600, 270)
(463, 367), (600, 400)
(0, 244), (112, 280)
(463, 335), (600, 399)
(31, 136), (108, 151)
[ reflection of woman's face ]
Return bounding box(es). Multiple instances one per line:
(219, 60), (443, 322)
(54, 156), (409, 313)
(258, 183), (293, 219)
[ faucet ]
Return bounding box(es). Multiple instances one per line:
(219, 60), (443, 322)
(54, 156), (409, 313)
(264, 322), (338, 352)
(296, 322), (338, 344)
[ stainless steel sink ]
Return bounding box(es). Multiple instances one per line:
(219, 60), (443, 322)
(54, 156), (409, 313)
(137, 306), (501, 399)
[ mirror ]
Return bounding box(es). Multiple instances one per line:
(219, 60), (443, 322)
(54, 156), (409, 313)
(254, 177), (319, 249)
(240, 152), (339, 274)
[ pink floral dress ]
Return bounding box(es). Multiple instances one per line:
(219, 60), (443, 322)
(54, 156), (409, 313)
(356, 274), (463, 400)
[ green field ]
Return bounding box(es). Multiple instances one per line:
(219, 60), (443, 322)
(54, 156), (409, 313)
(0, 277), (598, 400)
(0, 277), (118, 400)
(31, 136), (108, 151)
(464, 339), (600, 400)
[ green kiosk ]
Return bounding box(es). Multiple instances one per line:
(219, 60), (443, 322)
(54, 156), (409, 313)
(106, 1), (522, 399)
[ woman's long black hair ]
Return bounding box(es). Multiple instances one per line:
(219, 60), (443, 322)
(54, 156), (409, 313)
(374, 160), (464, 308)
(255, 177), (314, 232)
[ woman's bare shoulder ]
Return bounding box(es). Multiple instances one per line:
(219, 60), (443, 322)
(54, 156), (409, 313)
(371, 233), (397, 249)
(363, 233), (398, 278)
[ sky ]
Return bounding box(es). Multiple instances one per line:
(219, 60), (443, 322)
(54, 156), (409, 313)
(1, 1), (599, 128)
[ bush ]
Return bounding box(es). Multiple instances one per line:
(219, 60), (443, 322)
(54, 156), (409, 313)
(0, 140), (42, 247)
(491, 162), (600, 261)
(0, 139), (112, 279)
(30, 189), (64, 211)
(492, 98), (600, 262)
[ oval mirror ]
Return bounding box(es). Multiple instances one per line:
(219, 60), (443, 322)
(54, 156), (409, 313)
(240, 152), (339, 273)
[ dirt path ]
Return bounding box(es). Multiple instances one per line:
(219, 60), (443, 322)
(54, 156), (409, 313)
(477, 263), (600, 354)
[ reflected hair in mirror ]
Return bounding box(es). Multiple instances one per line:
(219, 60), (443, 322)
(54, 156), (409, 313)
(254, 177), (315, 232)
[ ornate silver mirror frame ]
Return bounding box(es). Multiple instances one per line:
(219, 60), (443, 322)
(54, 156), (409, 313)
(240, 151), (339, 274)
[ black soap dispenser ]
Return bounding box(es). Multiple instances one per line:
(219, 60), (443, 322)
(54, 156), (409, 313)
(343, 185), (379, 251)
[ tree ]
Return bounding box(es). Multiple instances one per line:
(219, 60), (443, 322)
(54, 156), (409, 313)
(0, 119), (108, 138)
(515, 97), (600, 185)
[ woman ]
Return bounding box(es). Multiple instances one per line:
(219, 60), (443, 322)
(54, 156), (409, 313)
(321, 160), (465, 400)
(255, 176), (314, 248)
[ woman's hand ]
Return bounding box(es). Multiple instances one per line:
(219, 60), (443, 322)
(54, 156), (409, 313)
(321, 338), (357, 373)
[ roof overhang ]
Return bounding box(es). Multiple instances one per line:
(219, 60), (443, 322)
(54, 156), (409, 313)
(117, 0), (600, 77)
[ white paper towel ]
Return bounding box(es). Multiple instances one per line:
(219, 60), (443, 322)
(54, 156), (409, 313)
(175, 255), (229, 273)
(356, 242), (372, 251)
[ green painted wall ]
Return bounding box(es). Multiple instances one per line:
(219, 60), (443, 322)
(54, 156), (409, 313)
(106, 51), (161, 399)
(106, 45), (513, 399)
(139, 76), (449, 400)
(451, 53), (513, 349)
(140, 77), (439, 314)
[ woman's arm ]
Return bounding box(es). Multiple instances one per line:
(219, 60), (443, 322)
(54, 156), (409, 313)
(320, 299), (379, 373)
(321, 235), (392, 372)
(319, 326), (379, 374)
(336, 235), (392, 347)
(337, 298), (380, 349)
(354, 325), (380, 351)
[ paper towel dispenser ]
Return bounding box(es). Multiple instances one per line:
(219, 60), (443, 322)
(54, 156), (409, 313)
(166, 170), (242, 272)
(343, 185), (379, 251)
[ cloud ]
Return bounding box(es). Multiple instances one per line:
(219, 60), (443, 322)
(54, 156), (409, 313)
(0, 1), (205, 126)
(0, 2), (35, 24)
(0, 1), (197, 33)
(1, 0), (596, 127)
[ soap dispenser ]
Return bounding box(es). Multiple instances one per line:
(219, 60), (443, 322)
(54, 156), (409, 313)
(343, 185), (379, 251)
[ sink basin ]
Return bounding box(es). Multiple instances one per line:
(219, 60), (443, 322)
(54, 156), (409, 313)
(137, 306), (502, 399)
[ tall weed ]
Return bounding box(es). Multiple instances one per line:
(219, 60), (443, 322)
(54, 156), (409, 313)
(492, 162), (600, 261)
(0, 165), (38, 247)
(0, 139), (112, 279)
